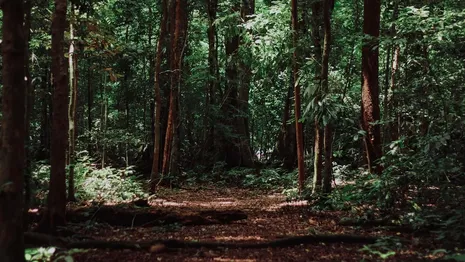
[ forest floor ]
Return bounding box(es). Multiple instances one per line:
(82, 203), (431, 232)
(59, 187), (443, 261)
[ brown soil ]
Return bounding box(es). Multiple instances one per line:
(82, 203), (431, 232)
(59, 188), (442, 261)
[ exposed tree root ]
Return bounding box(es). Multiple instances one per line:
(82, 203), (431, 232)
(25, 232), (387, 252)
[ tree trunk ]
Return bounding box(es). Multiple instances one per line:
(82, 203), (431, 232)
(291, 0), (306, 192)
(24, 0), (34, 212)
(68, 6), (78, 202)
(311, 1), (323, 194)
(151, 0), (169, 191)
(87, 58), (93, 154)
(312, 121), (323, 193)
(388, 1), (400, 142)
(237, 0), (255, 167)
(38, 68), (51, 160)
(274, 71), (296, 170)
(203, 0), (219, 165)
(321, 0), (333, 194)
(42, 0), (69, 232)
(361, 0), (382, 174)
(0, 1), (26, 260)
(162, 0), (187, 176)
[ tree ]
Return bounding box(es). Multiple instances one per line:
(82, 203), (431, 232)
(0, 0), (26, 260)
(310, 1), (323, 194)
(151, 0), (169, 191)
(41, 0), (69, 231)
(361, 0), (382, 174)
(321, 0), (334, 194)
(203, 0), (219, 165)
(68, 4), (78, 202)
(222, 0), (255, 168)
(162, 0), (188, 176)
(24, 0), (34, 211)
(291, 0), (306, 192)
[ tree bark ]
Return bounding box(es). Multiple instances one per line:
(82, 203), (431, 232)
(0, 0), (26, 260)
(274, 71), (296, 170)
(203, 0), (219, 165)
(87, 58), (93, 154)
(312, 120), (323, 193)
(162, 0), (187, 176)
(24, 0), (33, 212)
(291, 0), (306, 192)
(311, 2), (324, 194)
(68, 5), (78, 202)
(151, 0), (169, 191)
(39, 0), (68, 232)
(311, 1), (323, 194)
(237, 0), (255, 167)
(361, 0), (382, 174)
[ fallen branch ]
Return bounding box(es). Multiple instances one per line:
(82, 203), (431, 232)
(25, 232), (390, 252)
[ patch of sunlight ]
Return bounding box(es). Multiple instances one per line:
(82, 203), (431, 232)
(150, 199), (238, 207)
(268, 200), (308, 210)
(214, 236), (265, 241)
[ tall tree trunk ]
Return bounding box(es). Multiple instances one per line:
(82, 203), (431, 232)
(382, 0), (399, 144)
(24, 0), (34, 212)
(42, 0), (68, 231)
(67, 6), (78, 202)
(237, 0), (255, 167)
(151, 0), (169, 190)
(321, 0), (333, 194)
(311, 1), (323, 194)
(274, 71), (296, 170)
(390, 46), (400, 141)
(87, 58), (93, 154)
(203, 0), (219, 165)
(0, 1), (26, 260)
(388, 1), (400, 142)
(291, 0), (306, 192)
(39, 68), (51, 160)
(361, 0), (382, 174)
(162, 0), (187, 176)
(101, 74), (108, 168)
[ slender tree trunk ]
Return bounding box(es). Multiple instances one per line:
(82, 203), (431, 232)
(0, 1), (26, 260)
(311, 1), (323, 194)
(390, 46), (400, 141)
(101, 75), (108, 168)
(151, 0), (169, 191)
(39, 68), (51, 160)
(312, 121), (323, 193)
(204, 0), (219, 164)
(388, 1), (400, 142)
(87, 58), (93, 154)
(24, 0), (33, 212)
(67, 6), (78, 202)
(321, 0), (333, 194)
(291, 0), (306, 192)
(274, 71), (296, 170)
(361, 0), (382, 174)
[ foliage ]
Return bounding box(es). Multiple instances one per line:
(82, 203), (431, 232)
(31, 154), (147, 204)
(359, 237), (401, 260)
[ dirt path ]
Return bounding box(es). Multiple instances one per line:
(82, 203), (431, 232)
(67, 188), (436, 261)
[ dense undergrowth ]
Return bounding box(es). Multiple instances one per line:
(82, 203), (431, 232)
(29, 137), (465, 261)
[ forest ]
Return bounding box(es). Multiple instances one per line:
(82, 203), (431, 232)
(0, 0), (464, 261)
